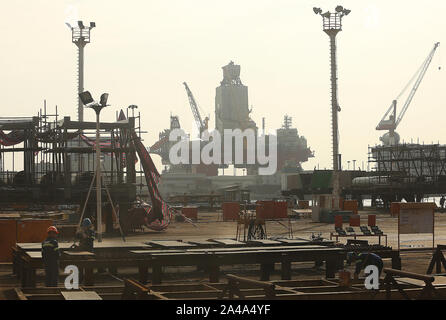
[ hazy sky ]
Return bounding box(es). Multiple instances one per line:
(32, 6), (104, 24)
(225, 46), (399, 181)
(0, 0), (445, 172)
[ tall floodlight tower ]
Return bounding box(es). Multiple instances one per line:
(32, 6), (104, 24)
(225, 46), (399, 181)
(313, 6), (350, 171)
(313, 6), (350, 203)
(66, 21), (96, 122)
(79, 90), (109, 242)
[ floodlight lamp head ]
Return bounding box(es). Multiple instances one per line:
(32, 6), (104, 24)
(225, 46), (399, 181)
(99, 93), (109, 107)
(343, 9), (351, 15)
(90, 22), (96, 28)
(79, 91), (95, 106)
(335, 5), (344, 13)
(78, 21), (84, 28)
(313, 7), (322, 15)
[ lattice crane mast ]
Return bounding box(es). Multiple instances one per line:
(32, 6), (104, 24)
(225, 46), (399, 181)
(376, 42), (440, 146)
(183, 82), (209, 134)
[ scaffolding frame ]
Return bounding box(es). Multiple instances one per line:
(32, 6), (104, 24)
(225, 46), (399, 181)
(368, 143), (446, 184)
(0, 105), (147, 206)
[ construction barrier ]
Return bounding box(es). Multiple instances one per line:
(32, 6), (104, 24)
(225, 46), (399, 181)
(334, 215), (343, 228)
(390, 202), (401, 217)
(349, 215), (360, 227)
(0, 219), (53, 262)
(275, 201), (288, 219)
(181, 207), (198, 220)
(17, 219), (52, 243)
(368, 215), (376, 227)
(222, 202), (240, 221)
(256, 201), (288, 219)
(331, 197), (344, 209)
(256, 201), (275, 219)
(343, 200), (358, 215)
(0, 220), (17, 262)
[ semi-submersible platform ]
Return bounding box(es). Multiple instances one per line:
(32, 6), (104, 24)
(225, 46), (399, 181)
(147, 61), (314, 200)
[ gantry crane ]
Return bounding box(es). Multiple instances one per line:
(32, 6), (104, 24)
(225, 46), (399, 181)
(376, 42), (440, 146)
(183, 82), (209, 135)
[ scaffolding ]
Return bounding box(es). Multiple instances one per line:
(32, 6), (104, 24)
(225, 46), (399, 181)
(369, 143), (446, 184)
(342, 143), (446, 207)
(0, 105), (147, 206)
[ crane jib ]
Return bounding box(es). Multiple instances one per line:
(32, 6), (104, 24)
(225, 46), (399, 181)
(183, 82), (205, 133)
(376, 42), (440, 132)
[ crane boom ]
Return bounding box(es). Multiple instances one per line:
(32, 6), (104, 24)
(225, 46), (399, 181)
(396, 42), (440, 127)
(377, 42), (440, 133)
(183, 82), (204, 133)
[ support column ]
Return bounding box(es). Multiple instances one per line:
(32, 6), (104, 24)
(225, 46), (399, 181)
(327, 32), (340, 172)
(95, 111), (102, 242)
(77, 45), (85, 123)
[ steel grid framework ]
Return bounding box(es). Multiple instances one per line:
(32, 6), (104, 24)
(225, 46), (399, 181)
(0, 107), (147, 205)
(369, 143), (446, 184)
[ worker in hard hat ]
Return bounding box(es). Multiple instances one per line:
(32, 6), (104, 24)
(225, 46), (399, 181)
(347, 252), (383, 280)
(41, 226), (61, 287)
(76, 218), (95, 252)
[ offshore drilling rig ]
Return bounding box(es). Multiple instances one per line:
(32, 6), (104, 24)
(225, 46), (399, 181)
(149, 61), (314, 198)
(151, 61), (313, 175)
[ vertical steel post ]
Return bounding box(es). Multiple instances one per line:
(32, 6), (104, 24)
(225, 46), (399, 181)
(69, 21), (95, 122)
(326, 32), (340, 171)
(325, 29), (341, 203)
(76, 43), (86, 175)
(77, 44), (85, 123)
(314, 6), (350, 204)
(95, 110), (102, 242)
(69, 22), (95, 179)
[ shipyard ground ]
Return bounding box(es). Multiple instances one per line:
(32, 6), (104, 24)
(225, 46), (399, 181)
(0, 209), (443, 299)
